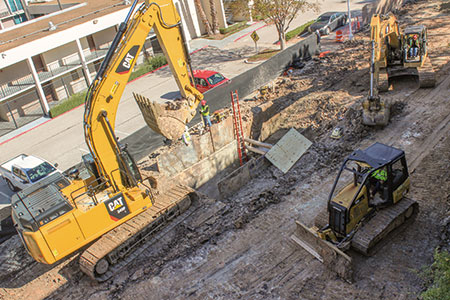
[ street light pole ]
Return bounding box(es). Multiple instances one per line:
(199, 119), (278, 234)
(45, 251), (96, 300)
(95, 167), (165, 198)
(347, 0), (353, 40)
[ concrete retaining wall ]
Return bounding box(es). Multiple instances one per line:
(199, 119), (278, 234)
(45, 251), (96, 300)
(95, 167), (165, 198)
(173, 140), (238, 189)
(217, 156), (270, 199)
(157, 117), (235, 177)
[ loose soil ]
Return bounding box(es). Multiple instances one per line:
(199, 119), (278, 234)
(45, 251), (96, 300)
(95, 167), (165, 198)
(0, 0), (449, 299)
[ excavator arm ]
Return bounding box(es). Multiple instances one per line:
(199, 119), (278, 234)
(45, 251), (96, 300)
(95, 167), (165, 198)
(84, 0), (203, 188)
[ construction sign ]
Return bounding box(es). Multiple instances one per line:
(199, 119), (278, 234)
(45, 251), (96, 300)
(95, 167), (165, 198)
(250, 31), (260, 42)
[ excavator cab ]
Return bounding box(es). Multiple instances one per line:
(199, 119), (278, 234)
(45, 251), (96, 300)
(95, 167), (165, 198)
(402, 26), (428, 64)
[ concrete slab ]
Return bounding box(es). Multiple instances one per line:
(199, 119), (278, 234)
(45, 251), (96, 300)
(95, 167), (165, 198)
(265, 128), (312, 174)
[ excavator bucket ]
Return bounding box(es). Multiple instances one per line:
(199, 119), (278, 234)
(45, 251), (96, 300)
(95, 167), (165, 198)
(133, 92), (198, 140)
(362, 98), (391, 126)
(290, 221), (353, 282)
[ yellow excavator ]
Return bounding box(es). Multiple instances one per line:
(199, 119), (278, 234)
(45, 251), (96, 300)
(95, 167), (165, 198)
(291, 143), (418, 282)
(362, 13), (435, 126)
(11, 0), (203, 281)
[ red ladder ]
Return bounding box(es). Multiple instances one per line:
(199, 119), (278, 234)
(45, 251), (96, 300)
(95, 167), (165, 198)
(230, 90), (248, 166)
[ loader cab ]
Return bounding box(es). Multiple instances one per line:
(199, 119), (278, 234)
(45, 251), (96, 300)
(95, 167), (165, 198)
(327, 143), (410, 237)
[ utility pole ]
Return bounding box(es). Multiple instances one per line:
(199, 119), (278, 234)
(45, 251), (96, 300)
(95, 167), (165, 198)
(347, 0), (353, 40)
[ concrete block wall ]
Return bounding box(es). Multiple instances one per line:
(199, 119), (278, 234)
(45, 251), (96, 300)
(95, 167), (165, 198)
(156, 116), (237, 188)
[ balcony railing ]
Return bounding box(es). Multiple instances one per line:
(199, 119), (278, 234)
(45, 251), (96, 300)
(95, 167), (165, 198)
(0, 9), (10, 18)
(0, 49), (108, 100)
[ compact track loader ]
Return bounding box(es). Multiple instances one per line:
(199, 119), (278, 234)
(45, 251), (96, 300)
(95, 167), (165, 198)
(291, 143), (418, 282)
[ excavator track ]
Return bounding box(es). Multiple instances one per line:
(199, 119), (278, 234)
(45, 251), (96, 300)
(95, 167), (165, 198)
(351, 197), (418, 255)
(79, 184), (198, 282)
(418, 59), (436, 88)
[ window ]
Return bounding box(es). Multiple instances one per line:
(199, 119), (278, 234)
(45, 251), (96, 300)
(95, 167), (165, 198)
(199, 78), (208, 87)
(12, 167), (21, 177)
(207, 73), (226, 85)
(71, 70), (80, 81)
(391, 158), (406, 188)
(12, 167), (28, 182)
(26, 162), (56, 183)
(8, 0), (23, 12)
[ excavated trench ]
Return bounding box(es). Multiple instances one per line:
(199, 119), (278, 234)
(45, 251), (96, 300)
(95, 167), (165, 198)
(0, 1), (449, 298)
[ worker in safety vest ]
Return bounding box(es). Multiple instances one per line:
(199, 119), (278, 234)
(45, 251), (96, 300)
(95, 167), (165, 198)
(182, 126), (191, 146)
(371, 168), (387, 196)
(199, 100), (212, 129)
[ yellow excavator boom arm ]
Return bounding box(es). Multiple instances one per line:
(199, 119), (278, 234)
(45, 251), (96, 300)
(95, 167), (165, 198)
(83, 0), (202, 189)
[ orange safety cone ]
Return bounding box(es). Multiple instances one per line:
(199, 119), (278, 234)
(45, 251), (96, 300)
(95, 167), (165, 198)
(335, 30), (343, 42)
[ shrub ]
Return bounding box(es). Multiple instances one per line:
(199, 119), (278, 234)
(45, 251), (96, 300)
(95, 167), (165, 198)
(219, 21), (247, 35)
(420, 249), (450, 300)
(49, 91), (87, 118)
(128, 55), (168, 82)
(285, 20), (315, 41)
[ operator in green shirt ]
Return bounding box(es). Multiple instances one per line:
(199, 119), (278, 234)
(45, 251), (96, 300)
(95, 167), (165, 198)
(371, 168), (387, 197)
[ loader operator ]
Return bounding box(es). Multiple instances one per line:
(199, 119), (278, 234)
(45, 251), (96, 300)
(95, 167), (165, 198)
(371, 168), (387, 197)
(407, 34), (419, 58)
(199, 100), (212, 129)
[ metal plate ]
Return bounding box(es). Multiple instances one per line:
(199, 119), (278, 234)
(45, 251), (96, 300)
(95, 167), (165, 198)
(265, 128), (312, 174)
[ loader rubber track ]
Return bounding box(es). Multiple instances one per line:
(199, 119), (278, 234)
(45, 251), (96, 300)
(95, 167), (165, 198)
(79, 184), (198, 282)
(351, 197), (418, 255)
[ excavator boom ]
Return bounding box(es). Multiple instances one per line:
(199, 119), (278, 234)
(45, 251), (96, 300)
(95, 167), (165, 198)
(84, 0), (203, 187)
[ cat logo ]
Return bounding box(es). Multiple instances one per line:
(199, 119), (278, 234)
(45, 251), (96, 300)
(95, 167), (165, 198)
(116, 45), (139, 75)
(105, 193), (130, 221)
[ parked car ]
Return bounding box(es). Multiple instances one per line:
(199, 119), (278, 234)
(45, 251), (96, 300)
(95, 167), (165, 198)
(192, 70), (230, 93)
(309, 12), (348, 36)
(0, 154), (61, 191)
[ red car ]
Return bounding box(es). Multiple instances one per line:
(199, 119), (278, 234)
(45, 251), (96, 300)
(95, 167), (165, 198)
(192, 70), (230, 93)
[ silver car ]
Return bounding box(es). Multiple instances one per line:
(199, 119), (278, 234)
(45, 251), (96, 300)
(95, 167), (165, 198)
(309, 12), (348, 36)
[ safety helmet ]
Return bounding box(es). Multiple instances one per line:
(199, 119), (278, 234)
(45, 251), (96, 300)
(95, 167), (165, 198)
(201, 100), (206, 106)
(413, 34), (418, 40)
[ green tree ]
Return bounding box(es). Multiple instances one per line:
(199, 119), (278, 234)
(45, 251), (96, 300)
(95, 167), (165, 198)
(232, 0), (319, 50)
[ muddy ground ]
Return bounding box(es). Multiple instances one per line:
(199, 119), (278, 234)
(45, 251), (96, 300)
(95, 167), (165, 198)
(1, 0), (449, 299)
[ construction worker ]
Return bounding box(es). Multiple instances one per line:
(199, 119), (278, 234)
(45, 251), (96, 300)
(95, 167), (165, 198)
(408, 34), (419, 58)
(199, 100), (212, 129)
(182, 125), (191, 146)
(371, 168), (387, 197)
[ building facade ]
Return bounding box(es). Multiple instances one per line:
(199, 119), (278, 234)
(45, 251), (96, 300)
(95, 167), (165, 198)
(0, 0), (227, 137)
